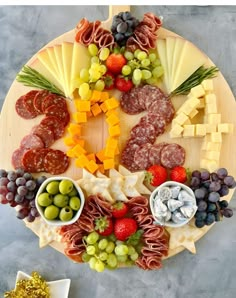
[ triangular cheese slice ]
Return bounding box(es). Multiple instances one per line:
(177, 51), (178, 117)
(166, 36), (176, 91)
(156, 39), (169, 93)
(62, 42), (74, 98)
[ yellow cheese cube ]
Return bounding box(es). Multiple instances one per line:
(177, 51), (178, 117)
(86, 153), (96, 162)
(188, 109), (198, 119)
(169, 124), (183, 138)
(91, 103), (102, 116)
(173, 113), (189, 126)
(96, 149), (106, 162)
(66, 148), (76, 158)
(201, 79), (214, 92)
(197, 97), (205, 109)
(211, 132), (222, 143)
(103, 159), (115, 170)
(188, 97), (201, 109)
(75, 154), (89, 168)
(195, 124), (206, 137)
(204, 123), (217, 133)
(106, 137), (118, 149)
(205, 151), (220, 161)
(100, 91), (109, 102)
(183, 125), (195, 138)
(206, 142), (222, 151)
(205, 102), (217, 114)
(105, 97), (119, 110)
(217, 123), (233, 133)
(100, 102), (108, 113)
(205, 93), (217, 104)
(106, 113), (120, 126)
(115, 146), (120, 155)
(177, 102), (194, 115)
(86, 160), (99, 174)
(75, 100), (91, 112)
(90, 90), (101, 102)
(105, 146), (116, 158)
(106, 109), (119, 117)
(206, 113), (221, 124)
(190, 85), (205, 98)
(63, 136), (77, 147)
(67, 123), (81, 136)
(108, 125), (121, 137)
(73, 112), (87, 123)
(72, 144), (87, 157)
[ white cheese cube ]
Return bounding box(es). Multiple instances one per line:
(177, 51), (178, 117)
(205, 151), (220, 161)
(174, 113), (189, 126)
(206, 142), (222, 151)
(177, 102), (194, 116)
(205, 93), (217, 104)
(183, 125), (195, 137)
(195, 124), (206, 137)
(207, 114), (221, 124)
(188, 109), (198, 119)
(201, 135), (212, 150)
(190, 85), (205, 98)
(200, 158), (219, 172)
(217, 123), (234, 134)
(205, 123), (217, 133)
(201, 79), (214, 92)
(211, 132), (222, 143)
(205, 102), (218, 114)
(188, 97), (201, 109)
(169, 124), (184, 138)
(197, 97), (205, 109)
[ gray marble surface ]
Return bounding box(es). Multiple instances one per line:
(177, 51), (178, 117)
(0, 5), (236, 298)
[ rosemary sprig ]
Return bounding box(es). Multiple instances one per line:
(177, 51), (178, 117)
(171, 66), (219, 96)
(16, 65), (65, 96)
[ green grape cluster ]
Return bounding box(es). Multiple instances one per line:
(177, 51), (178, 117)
(82, 231), (141, 272)
(122, 49), (164, 86)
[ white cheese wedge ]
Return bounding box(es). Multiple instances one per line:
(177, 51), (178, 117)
(46, 47), (61, 78)
(54, 45), (68, 96)
(190, 84), (205, 98)
(183, 124), (195, 138)
(201, 79), (214, 92)
(166, 37), (176, 90)
(156, 39), (169, 92)
(62, 42), (74, 98)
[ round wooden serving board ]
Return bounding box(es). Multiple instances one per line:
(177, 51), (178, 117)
(0, 6), (236, 260)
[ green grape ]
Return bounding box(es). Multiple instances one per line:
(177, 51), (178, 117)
(86, 231), (99, 245)
(73, 77), (85, 88)
(105, 241), (115, 254)
(94, 79), (105, 91)
(114, 244), (129, 256)
(146, 77), (157, 85)
(99, 251), (108, 261)
(116, 254), (128, 263)
(89, 69), (101, 82)
(137, 51), (147, 61)
(89, 256), (97, 270)
(99, 64), (107, 75)
(132, 76), (141, 86)
(133, 69), (142, 81)
(98, 238), (109, 250)
(125, 260), (135, 267)
(86, 245), (96, 255)
(79, 82), (90, 98)
(124, 51), (134, 60)
(107, 253), (118, 268)
(148, 53), (157, 62)
(91, 56), (100, 64)
(88, 44), (98, 56)
(99, 47), (110, 61)
(81, 89), (92, 100)
(141, 58), (151, 67)
(152, 66), (164, 79)
(80, 68), (90, 82)
(128, 246), (136, 256)
(152, 58), (161, 67)
(122, 65), (132, 76)
(130, 252), (139, 261)
(134, 49), (141, 58)
(90, 62), (101, 72)
(141, 69), (152, 80)
(82, 252), (91, 263)
(95, 259), (105, 272)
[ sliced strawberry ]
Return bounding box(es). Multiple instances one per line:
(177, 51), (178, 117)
(95, 216), (113, 236)
(111, 202), (128, 218)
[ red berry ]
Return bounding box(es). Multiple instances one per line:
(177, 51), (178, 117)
(106, 53), (127, 75)
(170, 166), (187, 183)
(145, 165), (168, 186)
(111, 202), (128, 218)
(95, 216), (113, 236)
(114, 218), (137, 241)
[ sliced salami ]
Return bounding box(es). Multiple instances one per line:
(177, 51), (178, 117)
(45, 105), (70, 127)
(31, 124), (55, 148)
(20, 134), (44, 149)
(120, 91), (144, 115)
(40, 116), (65, 139)
(140, 112), (166, 136)
(134, 143), (152, 170)
(160, 143), (186, 169)
(149, 142), (168, 166)
(148, 99), (175, 124)
(44, 149), (69, 175)
(23, 90), (40, 117)
(120, 139), (141, 172)
(22, 148), (48, 173)
(142, 85), (168, 110)
(41, 94), (67, 113)
(33, 90), (49, 114)
(11, 147), (28, 169)
(15, 95), (36, 119)
(130, 123), (156, 145)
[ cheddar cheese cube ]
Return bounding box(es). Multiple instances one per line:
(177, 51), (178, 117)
(72, 144), (86, 156)
(190, 85), (205, 98)
(90, 90), (101, 102)
(66, 148), (77, 158)
(75, 154), (89, 168)
(96, 149), (106, 162)
(97, 163), (105, 174)
(105, 146), (116, 158)
(73, 112), (87, 123)
(100, 102), (108, 113)
(75, 100), (91, 112)
(106, 109), (119, 117)
(86, 160), (99, 174)
(100, 91), (109, 102)
(106, 113), (120, 126)
(201, 79), (214, 92)
(86, 153), (96, 162)
(105, 97), (119, 110)
(106, 137), (118, 149)
(67, 123), (81, 136)
(91, 103), (102, 116)
(63, 137), (77, 147)
(103, 159), (115, 170)
(108, 125), (121, 137)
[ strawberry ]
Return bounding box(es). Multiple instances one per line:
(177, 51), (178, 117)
(95, 216), (113, 236)
(114, 218), (138, 241)
(170, 166), (187, 183)
(145, 165), (168, 187)
(105, 51), (127, 75)
(111, 202), (128, 218)
(103, 72), (115, 90)
(115, 76), (133, 92)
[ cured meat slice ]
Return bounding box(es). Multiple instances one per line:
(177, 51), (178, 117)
(31, 124), (55, 148)
(134, 143), (152, 170)
(40, 116), (65, 139)
(33, 90), (49, 114)
(141, 246), (165, 258)
(45, 105), (70, 127)
(86, 195), (112, 218)
(161, 143), (186, 168)
(120, 139), (141, 172)
(11, 147), (28, 169)
(129, 206), (149, 218)
(148, 99), (175, 124)
(15, 95), (36, 119)
(130, 123), (156, 145)
(141, 85), (168, 110)
(128, 196), (149, 207)
(44, 149), (69, 175)
(140, 112), (166, 136)
(22, 148), (50, 173)
(120, 91), (144, 115)
(20, 134), (44, 149)
(41, 94), (67, 113)
(149, 142), (168, 166)
(23, 90), (40, 117)
(77, 213), (94, 232)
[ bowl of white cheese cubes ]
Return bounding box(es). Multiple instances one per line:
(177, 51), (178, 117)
(150, 181), (197, 227)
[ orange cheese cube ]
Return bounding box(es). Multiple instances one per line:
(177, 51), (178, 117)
(105, 146), (116, 158)
(86, 160), (99, 174)
(106, 113), (120, 126)
(72, 144), (86, 157)
(108, 125), (121, 137)
(105, 97), (119, 110)
(103, 159), (115, 170)
(66, 148), (76, 158)
(75, 100), (91, 112)
(100, 91), (109, 102)
(96, 149), (106, 162)
(90, 90), (102, 102)
(100, 102), (108, 113)
(75, 154), (89, 168)
(67, 123), (81, 136)
(97, 163), (105, 174)
(106, 109), (119, 117)
(86, 111), (93, 118)
(115, 146), (120, 155)
(91, 103), (102, 117)
(74, 139), (85, 148)
(73, 112), (87, 123)
(106, 137), (118, 149)
(63, 137), (77, 147)
(86, 153), (96, 162)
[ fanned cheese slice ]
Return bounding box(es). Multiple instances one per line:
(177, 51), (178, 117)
(170, 37), (186, 88)
(62, 42), (74, 98)
(46, 47), (61, 78)
(54, 44), (69, 96)
(166, 36), (176, 91)
(156, 39), (169, 93)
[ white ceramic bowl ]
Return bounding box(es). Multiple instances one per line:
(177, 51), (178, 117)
(36, 176), (85, 226)
(150, 181), (197, 228)
(15, 271), (71, 298)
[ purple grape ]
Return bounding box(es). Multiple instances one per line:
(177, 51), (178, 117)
(221, 208), (233, 218)
(217, 168), (228, 180)
(29, 200), (36, 208)
(17, 186), (28, 196)
(191, 170), (201, 179)
(218, 185), (229, 197)
(16, 207), (29, 219)
(117, 22), (128, 34)
(7, 171), (17, 181)
(16, 177), (26, 186)
(7, 181), (17, 193)
(195, 211), (207, 221)
(19, 198), (29, 207)
(205, 213), (215, 225)
(0, 185), (8, 196)
(0, 169), (7, 178)
(14, 194), (24, 203)
(207, 203), (216, 212)
(219, 200), (228, 208)
(25, 191), (35, 200)
(30, 207), (39, 217)
(36, 176), (47, 187)
(208, 192), (220, 202)
(209, 181), (221, 192)
(195, 219), (205, 228)
(190, 177), (200, 189)
(26, 213), (35, 222)
(15, 168), (25, 177)
(26, 180), (36, 191)
(201, 171), (210, 181)
(6, 192), (14, 202)
(210, 173), (219, 181)
(224, 176), (236, 188)
(0, 177), (9, 186)
(197, 200), (207, 211)
(23, 172), (32, 181)
(194, 188), (207, 200)
(10, 200), (18, 207)
(202, 180), (211, 189)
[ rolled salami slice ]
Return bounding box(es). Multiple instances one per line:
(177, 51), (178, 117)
(44, 149), (69, 175)
(134, 143), (152, 170)
(160, 143), (186, 169)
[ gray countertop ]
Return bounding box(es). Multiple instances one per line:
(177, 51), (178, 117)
(0, 5), (236, 298)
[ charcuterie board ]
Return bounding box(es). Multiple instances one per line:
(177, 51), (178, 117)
(0, 5), (236, 266)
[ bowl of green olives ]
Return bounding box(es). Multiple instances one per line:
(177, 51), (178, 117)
(35, 177), (85, 226)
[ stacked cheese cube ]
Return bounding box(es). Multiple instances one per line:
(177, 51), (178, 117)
(170, 79), (234, 172)
(64, 90), (121, 174)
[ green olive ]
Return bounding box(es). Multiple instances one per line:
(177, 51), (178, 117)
(59, 180), (74, 195)
(44, 205), (59, 220)
(59, 206), (73, 221)
(46, 181), (60, 195)
(53, 194), (69, 208)
(68, 187), (78, 197)
(69, 196), (81, 211)
(37, 192), (53, 207)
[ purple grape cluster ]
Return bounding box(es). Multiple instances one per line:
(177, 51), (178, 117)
(190, 168), (235, 228)
(0, 168), (47, 222)
(111, 11), (139, 46)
